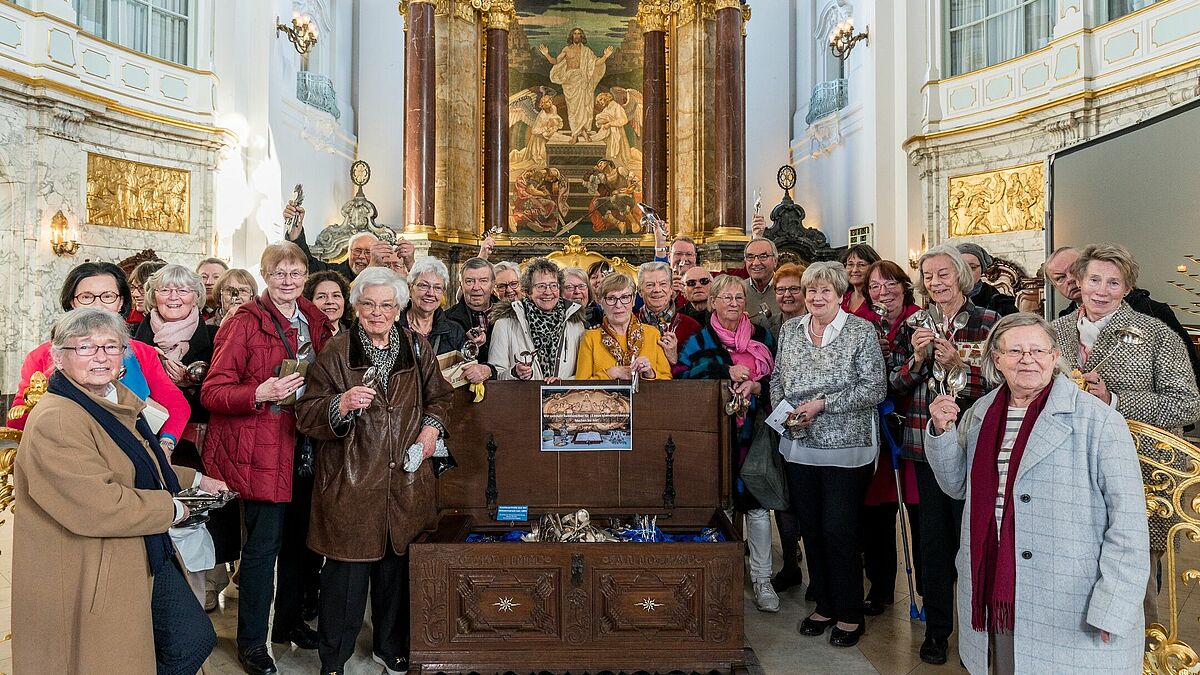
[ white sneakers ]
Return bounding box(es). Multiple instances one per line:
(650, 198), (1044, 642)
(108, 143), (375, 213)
(753, 580), (781, 613)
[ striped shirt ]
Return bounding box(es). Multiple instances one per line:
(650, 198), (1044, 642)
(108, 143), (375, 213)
(996, 407), (1028, 531)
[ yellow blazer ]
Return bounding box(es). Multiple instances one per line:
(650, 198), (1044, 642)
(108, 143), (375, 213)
(575, 323), (673, 381)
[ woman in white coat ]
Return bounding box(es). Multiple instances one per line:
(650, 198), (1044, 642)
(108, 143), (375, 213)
(488, 257), (587, 381)
(925, 313), (1148, 674)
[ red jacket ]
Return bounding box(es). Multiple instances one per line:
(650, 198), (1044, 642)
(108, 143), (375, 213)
(201, 292), (331, 503)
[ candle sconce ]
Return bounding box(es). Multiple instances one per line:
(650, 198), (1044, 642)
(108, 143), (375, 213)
(277, 13), (319, 55)
(50, 210), (79, 256)
(829, 17), (869, 60)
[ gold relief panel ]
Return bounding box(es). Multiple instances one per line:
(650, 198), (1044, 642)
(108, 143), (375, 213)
(947, 162), (1044, 237)
(86, 153), (190, 234)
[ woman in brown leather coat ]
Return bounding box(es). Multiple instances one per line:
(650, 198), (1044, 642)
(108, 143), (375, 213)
(296, 266), (453, 675)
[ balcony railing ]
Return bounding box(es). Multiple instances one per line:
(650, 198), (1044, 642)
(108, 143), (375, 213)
(805, 78), (848, 125)
(296, 71), (340, 119)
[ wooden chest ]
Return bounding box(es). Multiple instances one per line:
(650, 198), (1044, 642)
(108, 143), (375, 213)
(409, 380), (745, 674)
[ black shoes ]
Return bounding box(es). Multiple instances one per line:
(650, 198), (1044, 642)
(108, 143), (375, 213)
(270, 622), (319, 650)
(237, 645), (278, 675)
(829, 623), (866, 648)
(798, 614), (837, 636)
(770, 566), (804, 593)
(920, 635), (950, 664)
(373, 652), (410, 675)
(863, 598), (892, 616)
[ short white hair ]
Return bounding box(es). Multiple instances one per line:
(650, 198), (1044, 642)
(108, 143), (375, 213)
(51, 307), (129, 355)
(562, 266), (587, 283)
(349, 266), (409, 309)
(407, 257), (450, 291)
(801, 261), (849, 296)
(638, 261), (672, 286)
(348, 232), (379, 250)
(144, 264), (206, 313)
(493, 261), (520, 277)
(916, 245), (974, 297)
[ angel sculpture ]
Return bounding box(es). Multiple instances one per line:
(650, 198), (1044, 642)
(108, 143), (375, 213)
(509, 87), (563, 171)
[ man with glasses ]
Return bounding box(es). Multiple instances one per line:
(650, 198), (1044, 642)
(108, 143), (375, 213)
(743, 238), (780, 327)
(681, 266), (714, 325)
(284, 202), (382, 281)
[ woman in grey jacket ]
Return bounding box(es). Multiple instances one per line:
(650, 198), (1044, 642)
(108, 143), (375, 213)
(926, 313), (1147, 674)
(770, 261), (886, 648)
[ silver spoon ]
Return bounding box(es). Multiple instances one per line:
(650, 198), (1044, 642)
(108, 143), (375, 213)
(296, 341), (314, 361)
(948, 311), (969, 339)
(932, 362), (948, 396)
(946, 367), (967, 399)
(1087, 325), (1149, 373)
(356, 366), (378, 417)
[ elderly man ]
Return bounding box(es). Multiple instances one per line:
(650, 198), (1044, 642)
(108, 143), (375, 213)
(1044, 246), (1082, 316)
(744, 238), (781, 327)
(681, 266), (713, 325)
(447, 257), (499, 384)
(285, 202), (380, 281)
(636, 262), (700, 372)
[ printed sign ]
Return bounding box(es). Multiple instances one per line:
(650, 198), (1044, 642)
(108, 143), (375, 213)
(540, 384), (633, 451)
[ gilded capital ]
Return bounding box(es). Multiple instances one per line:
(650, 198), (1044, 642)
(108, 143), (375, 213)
(471, 0), (516, 31)
(636, 0), (672, 33)
(397, 0), (437, 28)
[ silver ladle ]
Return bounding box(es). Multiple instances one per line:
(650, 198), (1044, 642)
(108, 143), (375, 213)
(1086, 325), (1149, 374)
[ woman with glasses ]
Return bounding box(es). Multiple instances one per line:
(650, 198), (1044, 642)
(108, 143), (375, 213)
(840, 244), (883, 320)
(773, 261), (886, 648)
(296, 267), (454, 675)
(576, 272), (672, 381)
(766, 262), (807, 341)
(303, 270), (351, 337)
(562, 266), (597, 327)
(926, 313), (1149, 675)
(127, 259), (166, 330)
(10, 262), (189, 450)
(202, 241), (333, 675)
(398, 258), (465, 356)
(489, 258), (588, 381)
(493, 261), (523, 303)
(213, 268), (258, 325)
(678, 274), (777, 611)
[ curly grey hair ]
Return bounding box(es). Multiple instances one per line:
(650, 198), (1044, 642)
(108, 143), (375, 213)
(980, 312), (1066, 386)
(520, 258), (565, 294)
(801, 261), (850, 297)
(144, 264), (207, 314)
(50, 307), (130, 356)
(915, 244), (974, 298)
(349, 266), (409, 310)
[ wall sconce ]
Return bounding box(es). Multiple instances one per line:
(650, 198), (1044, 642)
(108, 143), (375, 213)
(829, 17), (869, 59)
(908, 234), (927, 271)
(276, 13), (318, 55)
(50, 210), (79, 256)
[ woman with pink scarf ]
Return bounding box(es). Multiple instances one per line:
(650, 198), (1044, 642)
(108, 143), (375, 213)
(678, 274), (778, 613)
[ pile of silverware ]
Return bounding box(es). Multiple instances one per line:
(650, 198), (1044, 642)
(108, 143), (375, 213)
(905, 306), (968, 399)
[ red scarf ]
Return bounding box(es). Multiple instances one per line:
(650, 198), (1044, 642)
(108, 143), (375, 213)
(968, 381), (1053, 633)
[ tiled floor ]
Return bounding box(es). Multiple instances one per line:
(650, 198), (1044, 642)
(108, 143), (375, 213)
(0, 510), (1195, 674)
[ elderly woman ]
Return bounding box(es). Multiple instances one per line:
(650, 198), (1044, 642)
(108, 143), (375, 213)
(213, 268), (258, 325)
(576, 272), (672, 381)
(399, 257), (465, 356)
(135, 264), (240, 609)
(296, 267), (453, 675)
(767, 262), (807, 341)
(561, 266), (595, 327)
(860, 260), (923, 615)
(202, 241), (332, 674)
(1050, 243), (1200, 628)
(840, 244), (882, 319)
(14, 308), (224, 674)
(771, 261), (885, 647)
(678, 274), (777, 611)
(11, 262), (189, 447)
(304, 270), (352, 336)
(925, 313), (1149, 674)
(489, 258), (588, 380)
(637, 261), (700, 374)
(889, 244), (1000, 665)
(494, 260), (523, 302)
(196, 257), (229, 325)
(127, 259), (166, 329)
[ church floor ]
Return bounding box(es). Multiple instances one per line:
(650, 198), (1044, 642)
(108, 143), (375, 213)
(0, 515), (1195, 674)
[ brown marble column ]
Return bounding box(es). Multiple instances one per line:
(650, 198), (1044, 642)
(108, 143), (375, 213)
(639, 3), (669, 217)
(404, 0), (436, 234)
(482, 4), (515, 237)
(712, 1), (746, 238)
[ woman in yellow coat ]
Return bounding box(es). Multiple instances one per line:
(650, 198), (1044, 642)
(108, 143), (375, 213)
(576, 272), (672, 381)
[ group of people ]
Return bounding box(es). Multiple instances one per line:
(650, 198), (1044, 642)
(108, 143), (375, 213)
(8, 197), (1198, 675)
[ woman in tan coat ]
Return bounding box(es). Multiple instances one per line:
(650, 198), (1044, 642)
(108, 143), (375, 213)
(14, 308), (224, 674)
(296, 267), (453, 675)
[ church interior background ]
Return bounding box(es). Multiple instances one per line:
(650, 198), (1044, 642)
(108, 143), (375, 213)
(0, 0), (1199, 672)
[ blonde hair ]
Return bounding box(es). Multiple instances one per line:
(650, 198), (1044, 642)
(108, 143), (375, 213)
(1069, 243), (1139, 289)
(260, 241), (308, 276)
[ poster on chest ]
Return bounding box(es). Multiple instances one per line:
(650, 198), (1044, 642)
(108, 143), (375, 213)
(540, 384), (633, 451)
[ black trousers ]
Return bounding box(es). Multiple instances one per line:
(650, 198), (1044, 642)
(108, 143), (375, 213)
(861, 502), (922, 603)
(237, 500), (287, 650)
(787, 461), (874, 625)
(152, 558), (217, 675)
(774, 508), (802, 572)
(915, 460), (964, 639)
(318, 544), (410, 671)
(273, 471), (323, 635)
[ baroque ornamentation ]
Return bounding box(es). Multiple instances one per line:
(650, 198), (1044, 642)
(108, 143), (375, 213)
(471, 0), (515, 30)
(636, 0), (672, 32)
(85, 153), (190, 234)
(416, 560), (449, 645)
(946, 162), (1044, 237)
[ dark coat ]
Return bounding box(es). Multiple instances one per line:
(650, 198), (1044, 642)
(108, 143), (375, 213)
(134, 313), (217, 424)
(201, 292), (332, 502)
(970, 281), (1018, 316)
(295, 325), (453, 561)
(292, 230), (354, 281)
(445, 299), (493, 363)
(397, 306), (465, 356)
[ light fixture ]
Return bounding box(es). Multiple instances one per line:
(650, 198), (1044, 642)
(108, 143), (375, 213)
(829, 17), (869, 60)
(50, 210), (79, 256)
(908, 234), (926, 271)
(276, 13), (319, 55)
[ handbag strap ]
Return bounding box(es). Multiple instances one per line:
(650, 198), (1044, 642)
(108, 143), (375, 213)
(256, 298), (296, 360)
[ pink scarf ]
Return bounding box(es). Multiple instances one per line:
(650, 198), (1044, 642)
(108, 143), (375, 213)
(709, 311), (774, 381)
(150, 306), (199, 362)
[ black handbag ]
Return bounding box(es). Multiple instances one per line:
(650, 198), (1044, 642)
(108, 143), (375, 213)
(740, 413), (789, 511)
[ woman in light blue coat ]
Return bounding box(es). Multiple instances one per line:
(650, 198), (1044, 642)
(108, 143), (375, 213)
(925, 313), (1147, 674)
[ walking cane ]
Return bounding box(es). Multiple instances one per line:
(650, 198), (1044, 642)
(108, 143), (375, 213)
(879, 399), (925, 621)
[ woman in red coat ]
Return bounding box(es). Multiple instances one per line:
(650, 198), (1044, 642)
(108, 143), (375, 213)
(201, 241), (331, 675)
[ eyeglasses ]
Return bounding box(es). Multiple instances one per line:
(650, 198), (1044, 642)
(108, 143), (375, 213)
(350, 247), (374, 257)
(867, 281), (902, 294)
(744, 252), (775, 262)
(268, 270), (305, 281)
(532, 282), (559, 293)
(685, 277), (711, 287)
(62, 343), (125, 356)
(776, 286), (802, 295)
(414, 281), (446, 295)
(357, 300), (399, 313)
(495, 281), (520, 291)
(603, 293), (634, 306)
(714, 294), (746, 303)
(563, 283), (588, 293)
(73, 291), (120, 305)
(998, 347), (1055, 360)
(154, 287), (197, 297)
(221, 287), (253, 300)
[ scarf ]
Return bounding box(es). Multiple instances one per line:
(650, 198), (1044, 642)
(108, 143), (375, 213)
(150, 306), (200, 362)
(968, 382), (1053, 633)
(523, 298), (570, 377)
(708, 311), (774, 382)
(1076, 308), (1115, 364)
(639, 304), (678, 335)
(600, 315), (645, 366)
(357, 324), (401, 396)
(47, 372), (181, 575)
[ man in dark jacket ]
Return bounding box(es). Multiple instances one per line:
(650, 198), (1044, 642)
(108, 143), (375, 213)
(446, 257), (499, 382)
(284, 202), (413, 282)
(956, 243), (1018, 316)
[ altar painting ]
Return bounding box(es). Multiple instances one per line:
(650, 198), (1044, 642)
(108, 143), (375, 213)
(508, 0), (644, 238)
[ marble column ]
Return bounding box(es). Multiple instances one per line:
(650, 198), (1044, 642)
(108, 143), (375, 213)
(712, 1), (746, 238)
(404, 0), (436, 233)
(638, 2), (669, 217)
(482, 3), (515, 237)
